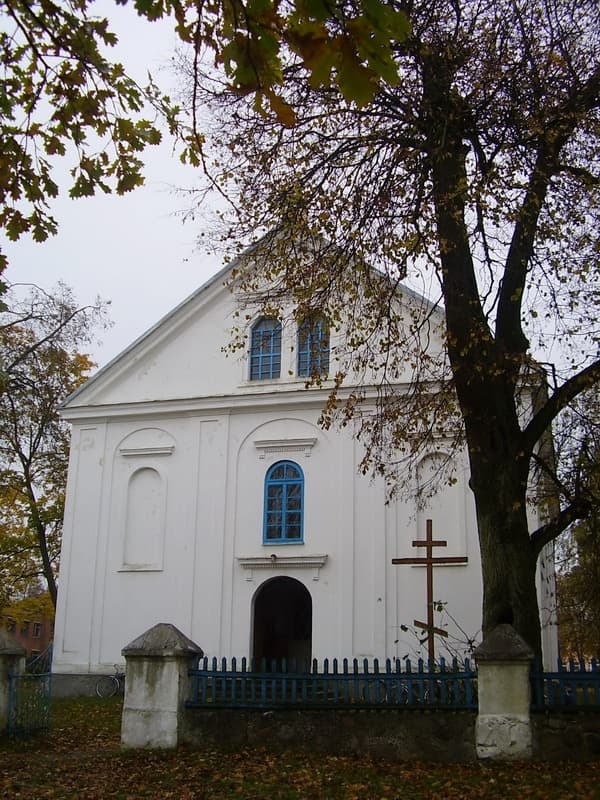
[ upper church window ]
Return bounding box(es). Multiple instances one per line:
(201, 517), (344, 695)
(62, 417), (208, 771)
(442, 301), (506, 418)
(250, 317), (282, 380)
(297, 315), (330, 377)
(263, 461), (304, 543)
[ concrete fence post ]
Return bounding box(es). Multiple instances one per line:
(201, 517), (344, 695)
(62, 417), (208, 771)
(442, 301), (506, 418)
(121, 623), (203, 749)
(0, 629), (26, 733)
(474, 624), (534, 760)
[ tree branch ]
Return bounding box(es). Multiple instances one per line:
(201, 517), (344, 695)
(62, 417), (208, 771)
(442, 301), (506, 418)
(557, 164), (600, 186)
(530, 498), (591, 557)
(496, 64), (600, 356)
(523, 359), (600, 454)
(2, 304), (94, 379)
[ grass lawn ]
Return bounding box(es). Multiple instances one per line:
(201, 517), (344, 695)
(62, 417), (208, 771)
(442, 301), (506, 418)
(0, 697), (599, 799)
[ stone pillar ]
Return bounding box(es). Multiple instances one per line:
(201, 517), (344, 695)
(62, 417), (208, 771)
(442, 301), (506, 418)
(0, 629), (27, 733)
(474, 624), (534, 760)
(121, 623), (203, 749)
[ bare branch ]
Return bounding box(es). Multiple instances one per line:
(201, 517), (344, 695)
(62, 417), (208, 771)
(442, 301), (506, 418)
(531, 498), (591, 557)
(524, 360), (600, 454)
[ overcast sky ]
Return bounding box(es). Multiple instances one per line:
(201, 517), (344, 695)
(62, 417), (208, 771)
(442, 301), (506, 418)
(2, 2), (223, 368)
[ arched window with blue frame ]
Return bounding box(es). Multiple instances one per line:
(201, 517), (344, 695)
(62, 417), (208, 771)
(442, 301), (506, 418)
(297, 315), (330, 377)
(263, 461), (304, 543)
(250, 317), (282, 380)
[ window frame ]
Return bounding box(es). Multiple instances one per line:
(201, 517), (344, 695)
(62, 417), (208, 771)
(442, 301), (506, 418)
(297, 315), (330, 378)
(262, 460), (304, 544)
(250, 317), (282, 381)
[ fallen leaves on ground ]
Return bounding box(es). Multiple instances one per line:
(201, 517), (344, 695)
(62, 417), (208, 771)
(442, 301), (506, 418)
(1, 698), (599, 799)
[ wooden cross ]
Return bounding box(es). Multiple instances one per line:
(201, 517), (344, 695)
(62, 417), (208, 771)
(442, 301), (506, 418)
(392, 519), (468, 664)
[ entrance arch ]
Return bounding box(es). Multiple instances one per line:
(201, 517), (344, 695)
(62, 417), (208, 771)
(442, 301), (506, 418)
(252, 577), (312, 667)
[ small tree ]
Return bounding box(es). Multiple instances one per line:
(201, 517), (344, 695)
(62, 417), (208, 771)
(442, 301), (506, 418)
(557, 530), (600, 661)
(0, 283), (108, 606)
(555, 392), (600, 659)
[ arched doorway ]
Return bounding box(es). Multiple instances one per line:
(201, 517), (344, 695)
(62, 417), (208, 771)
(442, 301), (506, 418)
(252, 577), (312, 668)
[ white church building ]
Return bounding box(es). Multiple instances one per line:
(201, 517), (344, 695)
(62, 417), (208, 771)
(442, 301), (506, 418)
(52, 259), (558, 675)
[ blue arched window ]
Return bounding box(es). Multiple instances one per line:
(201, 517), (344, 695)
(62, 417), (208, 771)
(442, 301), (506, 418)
(250, 318), (282, 380)
(263, 461), (304, 543)
(297, 315), (330, 377)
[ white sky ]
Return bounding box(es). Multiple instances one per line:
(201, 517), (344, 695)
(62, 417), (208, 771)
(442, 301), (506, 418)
(1, 2), (223, 368)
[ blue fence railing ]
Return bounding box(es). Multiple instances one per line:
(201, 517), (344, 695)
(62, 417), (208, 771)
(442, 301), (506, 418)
(531, 658), (600, 710)
(186, 655), (600, 712)
(187, 656), (478, 710)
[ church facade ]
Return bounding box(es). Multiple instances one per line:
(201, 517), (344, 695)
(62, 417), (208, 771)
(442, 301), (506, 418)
(52, 262), (558, 674)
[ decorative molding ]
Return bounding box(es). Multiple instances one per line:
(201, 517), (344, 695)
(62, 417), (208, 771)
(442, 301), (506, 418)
(237, 553), (328, 581)
(254, 437), (317, 459)
(59, 384), (364, 423)
(117, 566), (164, 573)
(119, 445), (175, 458)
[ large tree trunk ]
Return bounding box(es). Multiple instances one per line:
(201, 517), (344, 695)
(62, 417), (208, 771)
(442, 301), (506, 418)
(457, 366), (542, 655)
(469, 449), (542, 656)
(422, 56), (543, 656)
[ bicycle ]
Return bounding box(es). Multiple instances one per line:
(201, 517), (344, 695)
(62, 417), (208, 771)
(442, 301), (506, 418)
(95, 664), (126, 698)
(360, 677), (431, 705)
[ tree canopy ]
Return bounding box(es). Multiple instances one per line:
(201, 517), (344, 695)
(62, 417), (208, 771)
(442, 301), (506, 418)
(0, 0), (174, 272)
(187, 0), (600, 656)
(0, 0), (408, 273)
(0, 283), (107, 606)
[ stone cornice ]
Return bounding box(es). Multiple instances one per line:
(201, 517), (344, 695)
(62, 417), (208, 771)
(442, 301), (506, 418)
(254, 438), (317, 458)
(237, 554), (328, 581)
(119, 445), (175, 458)
(59, 385), (360, 423)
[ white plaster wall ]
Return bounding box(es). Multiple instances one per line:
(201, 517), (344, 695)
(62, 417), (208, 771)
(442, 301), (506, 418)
(54, 423), (108, 670)
(65, 289), (243, 407)
(53, 272), (547, 674)
(54, 414), (227, 671)
(66, 282), (447, 412)
(54, 397), (484, 673)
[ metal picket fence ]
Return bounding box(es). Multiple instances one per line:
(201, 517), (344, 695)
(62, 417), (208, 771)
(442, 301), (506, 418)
(7, 671), (52, 736)
(531, 658), (600, 710)
(188, 656), (478, 710)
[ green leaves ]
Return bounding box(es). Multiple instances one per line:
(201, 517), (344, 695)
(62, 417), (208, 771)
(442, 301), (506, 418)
(0, 0), (174, 268)
(288, 0), (410, 100)
(0, 0), (410, 267)
(337, 38), (378, 106)
(285, 0), (411, 107)
(151, 0), (410, 127)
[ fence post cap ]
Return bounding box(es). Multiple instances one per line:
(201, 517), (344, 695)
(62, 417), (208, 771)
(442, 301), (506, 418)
(122, 623), (203, 658)
(473, 624), (534, 663)
(0, 628), (27, 656)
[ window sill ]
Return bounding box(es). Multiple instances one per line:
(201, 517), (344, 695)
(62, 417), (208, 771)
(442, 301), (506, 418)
(239, 375), (332, 389)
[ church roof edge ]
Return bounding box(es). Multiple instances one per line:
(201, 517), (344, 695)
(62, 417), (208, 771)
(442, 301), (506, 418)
(60, 255), (235, 409)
